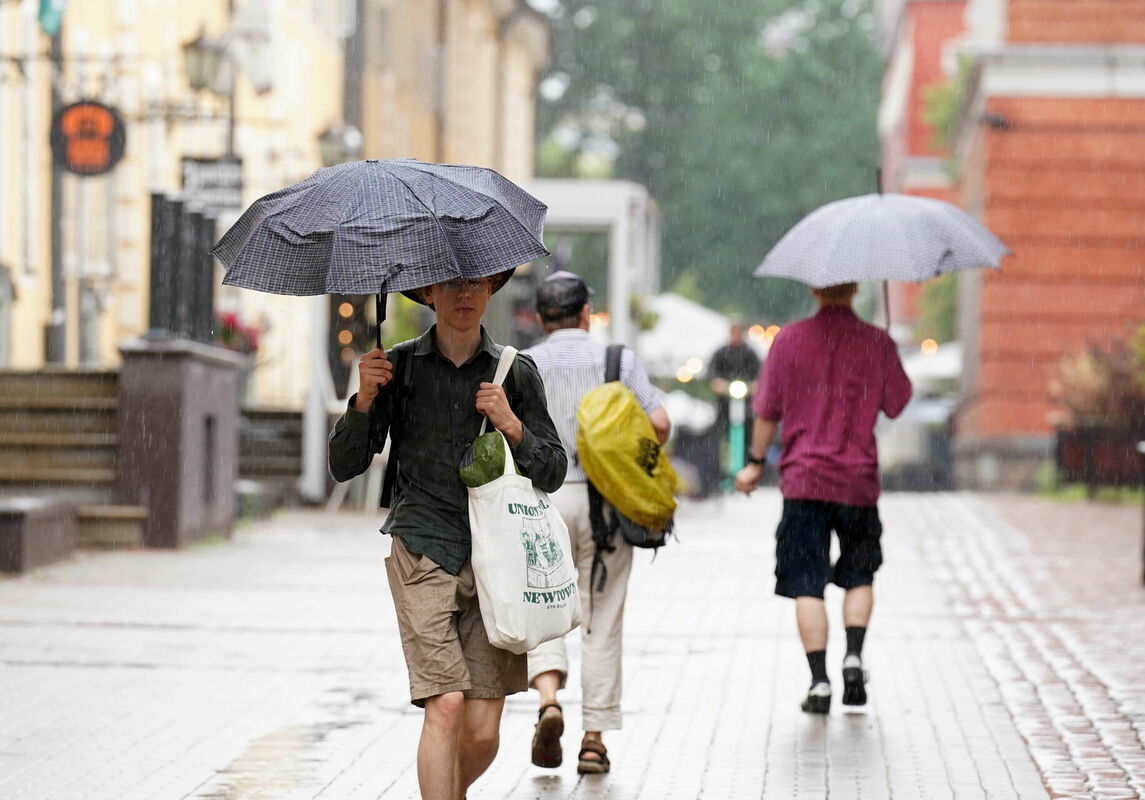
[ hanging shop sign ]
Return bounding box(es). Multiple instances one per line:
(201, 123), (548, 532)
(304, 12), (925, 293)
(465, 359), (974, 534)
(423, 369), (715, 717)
(181, 156), (244, 212)
(49, 100), (127, 176)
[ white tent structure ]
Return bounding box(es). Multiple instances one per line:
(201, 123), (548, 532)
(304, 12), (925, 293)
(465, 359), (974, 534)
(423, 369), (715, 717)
(636, 293), (745, 378)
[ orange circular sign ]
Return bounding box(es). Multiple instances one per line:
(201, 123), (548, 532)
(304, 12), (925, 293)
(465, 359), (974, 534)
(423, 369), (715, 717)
(50, 101), (126, 176)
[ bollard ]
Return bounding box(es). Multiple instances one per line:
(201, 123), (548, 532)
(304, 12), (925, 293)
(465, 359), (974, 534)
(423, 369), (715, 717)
(728, 380), (748, 477)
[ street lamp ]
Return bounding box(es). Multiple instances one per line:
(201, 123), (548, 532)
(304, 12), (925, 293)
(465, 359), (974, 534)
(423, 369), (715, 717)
(183, 29), (236, 156)
(317, 124), (363, 167)
(183, 30), (231, 95)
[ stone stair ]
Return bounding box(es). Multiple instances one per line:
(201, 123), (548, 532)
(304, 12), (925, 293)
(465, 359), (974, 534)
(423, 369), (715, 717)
(0, 370), (146, 548)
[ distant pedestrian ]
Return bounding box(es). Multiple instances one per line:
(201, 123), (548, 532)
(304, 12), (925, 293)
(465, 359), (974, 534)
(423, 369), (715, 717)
(523, 271), (670, 774)
(734, 282), (911, 713)
(329, 272), (566, 800)
(707, 319), (762, 470)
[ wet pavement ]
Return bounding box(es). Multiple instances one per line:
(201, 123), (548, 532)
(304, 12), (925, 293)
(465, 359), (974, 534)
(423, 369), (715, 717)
(0, 491), (1141, 799)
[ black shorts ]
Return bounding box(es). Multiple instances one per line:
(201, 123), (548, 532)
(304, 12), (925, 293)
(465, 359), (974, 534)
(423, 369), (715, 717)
(774, 499), (883, 599)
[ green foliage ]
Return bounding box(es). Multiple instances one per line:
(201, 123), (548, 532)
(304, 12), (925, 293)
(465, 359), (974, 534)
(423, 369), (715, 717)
(921, 56), (974, 179)
(544, 232), (609, 305)
(914, 273), (957, 343)
(1051, 333), (1145, 432)
(384, 294), (430, 346)
(536, 0), (883, 322)
(921, 56), (973, 151)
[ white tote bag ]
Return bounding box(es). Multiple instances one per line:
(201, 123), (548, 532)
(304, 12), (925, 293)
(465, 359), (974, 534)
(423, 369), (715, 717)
(467, 347), (581, 654)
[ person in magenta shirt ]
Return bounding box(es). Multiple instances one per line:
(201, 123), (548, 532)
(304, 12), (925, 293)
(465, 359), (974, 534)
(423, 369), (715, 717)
(735, 282), (911, 714)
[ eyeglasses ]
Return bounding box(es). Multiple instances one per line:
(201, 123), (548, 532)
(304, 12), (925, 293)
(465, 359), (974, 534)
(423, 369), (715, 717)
(439, 278), (491, 295)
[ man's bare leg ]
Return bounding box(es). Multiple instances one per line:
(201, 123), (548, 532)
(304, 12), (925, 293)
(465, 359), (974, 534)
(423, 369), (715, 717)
(842, 585), (872, 627)
(532, 670), (561, 709)
(795, 596), (828, 652)
(456, 697), (505, 800)
(419, 692), (465, 800)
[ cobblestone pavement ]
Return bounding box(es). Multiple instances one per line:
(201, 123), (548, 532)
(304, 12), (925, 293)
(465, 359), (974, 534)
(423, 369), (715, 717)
(0, 491), (1140, 799)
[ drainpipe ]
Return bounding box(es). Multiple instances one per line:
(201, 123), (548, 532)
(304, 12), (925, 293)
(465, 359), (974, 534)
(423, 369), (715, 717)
(434, 0), (447, 161)
(21, 0), (37, 282)
(46, 26), (66, 363)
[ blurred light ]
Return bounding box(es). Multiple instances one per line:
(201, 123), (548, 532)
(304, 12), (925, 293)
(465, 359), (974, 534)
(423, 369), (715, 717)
(686, 357), (703, 373)
(338, 302), (354, 318)
(766, 325), (781, 337)
(589, 312), (610, 330)
(728, 380), (748, 399)
(920, 338), (939, 356)
(747, 324), (766, 343)
(337, 329), (354, 345)
(676, 367), (693, 383)
(339, 346), (355, 364)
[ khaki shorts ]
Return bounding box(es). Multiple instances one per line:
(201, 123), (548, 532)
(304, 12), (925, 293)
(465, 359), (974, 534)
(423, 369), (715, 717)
(385, 534), (526, 707)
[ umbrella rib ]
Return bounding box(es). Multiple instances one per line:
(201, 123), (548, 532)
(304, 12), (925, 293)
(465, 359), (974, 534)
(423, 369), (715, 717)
(399, 162), (542, 261)
(383, 166), (464, 278)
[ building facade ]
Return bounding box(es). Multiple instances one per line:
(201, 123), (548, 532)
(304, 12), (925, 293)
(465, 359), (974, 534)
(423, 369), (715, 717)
(954, 0), (1145, 487)
(0, 0), (549, 405)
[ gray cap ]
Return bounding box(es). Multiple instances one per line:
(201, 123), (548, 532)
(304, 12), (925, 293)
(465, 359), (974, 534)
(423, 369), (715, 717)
(535, 270), (594, 320)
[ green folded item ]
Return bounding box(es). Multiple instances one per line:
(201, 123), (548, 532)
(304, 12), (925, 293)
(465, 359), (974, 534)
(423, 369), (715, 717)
(459, 431), (519, 487)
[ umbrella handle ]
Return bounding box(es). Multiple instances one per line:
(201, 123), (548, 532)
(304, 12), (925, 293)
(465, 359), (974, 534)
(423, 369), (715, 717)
(883, 281), (891, 330)
(376, 293), (386, 351)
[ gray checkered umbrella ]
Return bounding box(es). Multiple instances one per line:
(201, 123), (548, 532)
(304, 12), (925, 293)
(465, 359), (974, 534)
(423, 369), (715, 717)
(213, 158), (549, 297)
(754, 193), (1010, 287)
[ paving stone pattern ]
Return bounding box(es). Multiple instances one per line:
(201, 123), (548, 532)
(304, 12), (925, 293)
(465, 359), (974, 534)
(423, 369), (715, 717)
(0, 492), (1140, 799)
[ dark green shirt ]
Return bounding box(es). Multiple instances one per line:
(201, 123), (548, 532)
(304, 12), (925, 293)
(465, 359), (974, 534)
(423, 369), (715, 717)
(328, 325), (567, 574)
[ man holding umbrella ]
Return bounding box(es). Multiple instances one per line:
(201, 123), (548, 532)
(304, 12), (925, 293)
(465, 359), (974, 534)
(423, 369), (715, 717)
(329, 269), (566, 799)
(214, 159), (567, 800)
(735, 187), (1008, 712)
(735, 281), (911, 713)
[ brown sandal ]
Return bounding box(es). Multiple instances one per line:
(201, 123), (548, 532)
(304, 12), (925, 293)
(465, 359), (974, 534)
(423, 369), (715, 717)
(577, 739), (610, 774)
(531, 703), (564, 768)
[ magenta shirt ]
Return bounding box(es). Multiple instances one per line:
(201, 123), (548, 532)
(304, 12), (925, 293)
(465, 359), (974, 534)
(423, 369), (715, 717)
(753, 305), (912, 506)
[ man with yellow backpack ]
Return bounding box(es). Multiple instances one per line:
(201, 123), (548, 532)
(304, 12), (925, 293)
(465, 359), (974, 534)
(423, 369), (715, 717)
(523, 271), (672, 775)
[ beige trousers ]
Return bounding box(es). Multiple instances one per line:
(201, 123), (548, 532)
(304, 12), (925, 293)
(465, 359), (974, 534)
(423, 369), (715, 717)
(527, 481), (633, 732)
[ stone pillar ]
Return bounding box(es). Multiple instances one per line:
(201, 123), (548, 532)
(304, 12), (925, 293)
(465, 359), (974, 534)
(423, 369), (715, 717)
(117, 338), (246, 548)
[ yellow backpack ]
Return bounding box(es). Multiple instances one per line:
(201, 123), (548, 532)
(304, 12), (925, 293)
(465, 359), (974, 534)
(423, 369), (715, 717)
(576, 346), (677, 534)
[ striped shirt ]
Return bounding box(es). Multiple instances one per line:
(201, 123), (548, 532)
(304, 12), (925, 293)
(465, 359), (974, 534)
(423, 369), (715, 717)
(524, 328), (664, 482)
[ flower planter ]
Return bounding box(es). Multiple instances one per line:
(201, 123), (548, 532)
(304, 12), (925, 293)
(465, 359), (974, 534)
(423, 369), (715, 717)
(1055, 425), (1145, 493)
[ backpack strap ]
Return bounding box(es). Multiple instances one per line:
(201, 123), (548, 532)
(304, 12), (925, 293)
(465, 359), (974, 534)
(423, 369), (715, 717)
(605, 344), (624, 383)
(586, 480), (618, 634)
(380, 347), (415, 509)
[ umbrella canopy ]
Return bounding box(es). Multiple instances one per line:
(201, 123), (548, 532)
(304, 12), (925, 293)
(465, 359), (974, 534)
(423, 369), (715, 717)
(213, 158), (550, 296)
(754, 193), (1010, 287)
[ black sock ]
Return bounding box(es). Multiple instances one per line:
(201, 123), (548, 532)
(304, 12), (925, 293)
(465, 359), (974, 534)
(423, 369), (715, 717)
(806, 650), (828, 685)
(845, 626), (867, 658)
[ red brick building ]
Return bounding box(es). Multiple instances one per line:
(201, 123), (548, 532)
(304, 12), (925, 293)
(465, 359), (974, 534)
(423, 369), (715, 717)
(951, 0), (1145, 487)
